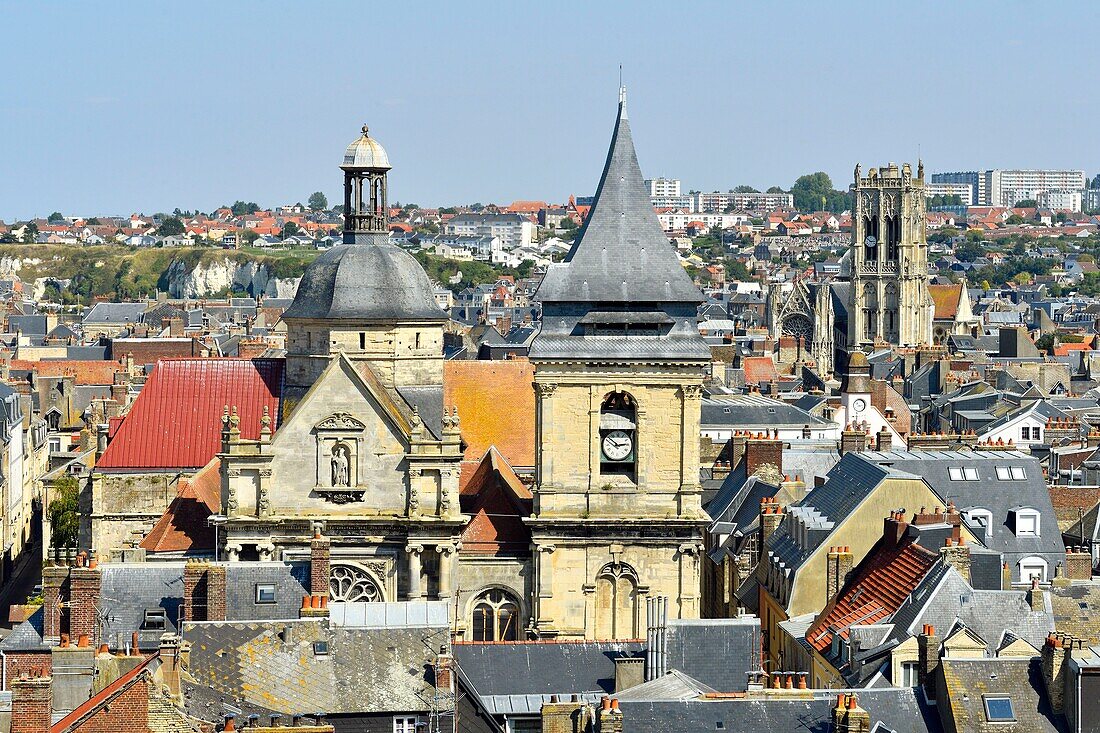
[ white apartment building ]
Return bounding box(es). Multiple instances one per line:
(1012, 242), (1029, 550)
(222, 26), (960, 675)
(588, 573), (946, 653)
(988, 169), (1086, 208)
(442, 213), (534, 249)
(932, 169), (1086, 209)
(694, 191), (794, 213)
(657, 210), (749, 232)
(645, 177), (681, 197)
(1044, 190), (1083, 212)
(651, 194), (695, 210)
(924, 182), (973, 206)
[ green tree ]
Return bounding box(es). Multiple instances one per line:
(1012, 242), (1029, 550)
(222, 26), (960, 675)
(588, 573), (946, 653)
(766, 186), (785, 194)
(21, 222), (38, 243)
(1012, 272), (1031, 286)
(87, 217), (101, 225)
(1006, 214), (1025, 225)
(48, 475), (80, 548)
(1014, 199), (1038, 208)
(733, 185), (759, 193)
(559, 218), (578, 231)
(47, 211), (65, 224)
(157, 217), (185, 236)
(281, 221), (300, 238)
(241, 230), (260, 245)
(790, 172), (851, 213)
(308, 191), (328, 211)
(230, 201), (261, 216)
(1035, 334), (1056, 353)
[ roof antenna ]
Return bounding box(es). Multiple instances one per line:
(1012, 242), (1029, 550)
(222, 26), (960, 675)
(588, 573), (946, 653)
(619, 65), (626, 105)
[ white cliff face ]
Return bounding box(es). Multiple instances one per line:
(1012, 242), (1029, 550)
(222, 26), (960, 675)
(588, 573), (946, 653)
(34, 278), (71, 301)
(165, 258), (300, 298)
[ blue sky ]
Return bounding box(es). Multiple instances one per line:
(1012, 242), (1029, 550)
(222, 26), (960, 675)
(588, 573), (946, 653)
(1, 1), (1096, 219)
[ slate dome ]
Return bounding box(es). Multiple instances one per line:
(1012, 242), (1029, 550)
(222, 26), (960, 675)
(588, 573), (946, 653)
(282, 243), (447, 322)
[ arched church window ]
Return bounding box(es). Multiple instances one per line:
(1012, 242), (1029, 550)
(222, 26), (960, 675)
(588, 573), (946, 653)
(329, 564), (383, 603)
(863, 283), (878, 341)
(885, 216), (900, 260)
(862, 217), (879, 261)
(595, 562), (639, 640)
(600, 392), (636, 479)
(471, 589), (520, 641)
(884, 283), (899, 340)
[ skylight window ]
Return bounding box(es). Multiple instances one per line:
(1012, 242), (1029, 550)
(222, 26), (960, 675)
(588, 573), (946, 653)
(949, 467), (980, 481)
(996, 466), (1027, 480)
(984, 696), (1015, 722)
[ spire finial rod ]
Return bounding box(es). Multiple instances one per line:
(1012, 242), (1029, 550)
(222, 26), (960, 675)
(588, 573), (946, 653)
(618, 65), (626, 105)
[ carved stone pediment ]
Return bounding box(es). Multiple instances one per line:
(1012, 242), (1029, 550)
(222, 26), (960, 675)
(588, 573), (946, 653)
(315, 412), (367, 431)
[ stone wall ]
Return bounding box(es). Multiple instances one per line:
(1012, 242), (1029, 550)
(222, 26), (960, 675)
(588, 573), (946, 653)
(89, 472), (184, 554)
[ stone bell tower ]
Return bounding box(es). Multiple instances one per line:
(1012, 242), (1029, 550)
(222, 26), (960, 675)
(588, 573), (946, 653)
(847, 162), (933, 349)
(527, 89), (709, 640)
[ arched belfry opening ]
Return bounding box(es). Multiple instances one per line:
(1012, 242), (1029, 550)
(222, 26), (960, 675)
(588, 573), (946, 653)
(600, 391), (637, 479)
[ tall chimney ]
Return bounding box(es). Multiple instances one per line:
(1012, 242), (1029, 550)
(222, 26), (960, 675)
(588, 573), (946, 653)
(745, 433), (783, 477)
(69, 560), (102, 644)
(206, 563), (227, 622)
(831, 692), (871, 733)
(41, 565), (68, 643)
(1042, 633), (1083, 714)
(826, 546), (854, 604)
(917, 624), (940, 701)
(10, 674), (52, 733)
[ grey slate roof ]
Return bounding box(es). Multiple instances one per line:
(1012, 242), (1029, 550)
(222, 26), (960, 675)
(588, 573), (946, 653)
(454, 640), (643, 698)
(859, 450), (1065, 574)
(938, 657), (1063, 733)
(700, 395), (832, 430)
(662, 617), (761, 692)
(282, 242), (448, 322)
(531, 97), (709, 363)
(396, 385), (445, 439)
(618, 687), (941, 733)
(535, 98), (701, 306)
(83, 302), (146, 325)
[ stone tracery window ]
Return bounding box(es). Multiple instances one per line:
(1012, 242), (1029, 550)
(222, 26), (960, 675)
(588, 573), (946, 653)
(329, 563), (383, 603)
(471, 589), (520, 641)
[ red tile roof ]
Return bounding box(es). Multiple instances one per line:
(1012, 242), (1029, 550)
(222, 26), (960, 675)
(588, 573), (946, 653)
(928, 284), (963, 320)
(97, 358), (283, 471)
(140, 458), (220, 553)
(460, 447), (532, 555)
(805, 529), (938, 653)
(742, 356), (780, 385)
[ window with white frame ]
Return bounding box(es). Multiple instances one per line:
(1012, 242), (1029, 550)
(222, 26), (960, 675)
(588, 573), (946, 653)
(1015, 510), (1040, 537)
(1021, 426), (1031, 441)
(900, 661), (919, 687)
(949, 467), (979, 481)
(996, 465), (1027, 481)
(393, 717), (420, 733)
(963, 509), (994, 541)
(1019, 557), (1048, 583)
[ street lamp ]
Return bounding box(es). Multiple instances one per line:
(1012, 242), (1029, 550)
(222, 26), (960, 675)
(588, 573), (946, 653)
(207, 515), (228, 562)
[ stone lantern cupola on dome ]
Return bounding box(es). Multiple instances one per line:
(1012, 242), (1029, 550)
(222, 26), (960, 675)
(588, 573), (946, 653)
(341, 124), (391, 242)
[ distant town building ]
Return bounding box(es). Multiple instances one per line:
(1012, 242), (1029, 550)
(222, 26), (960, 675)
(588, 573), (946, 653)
(924, 182), (974, 206)
(1085, 187), (1100, 213)
(932, 169), (1086, 209)
(694, 191), (794, 213)
(644, 177), (681, 197)
(443, 212), (534, 249)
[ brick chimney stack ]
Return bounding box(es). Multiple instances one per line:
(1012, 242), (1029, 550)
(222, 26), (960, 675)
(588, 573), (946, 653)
(1028, 577), (1045, 612)
(158, 634), (181, 698)
(917, 624), (940, 701)
(831, 692), (871, 733)
(883, 510), (908, 545)
(874, 427), (891, 452)
(1042, 632), (1084, 714)
(1065, 546), (1093, 580)
(825, 546), (854, 604)
(10, 673), (52, 733)
(745, 432), (783, 477)
(940, 535), (971, 584)
(69, 556), (102, 645)
(840, 424), (867, 455)
(42, 565), (68, 643)
(434, 645), (454, 698)
(759, 498), (785, 562)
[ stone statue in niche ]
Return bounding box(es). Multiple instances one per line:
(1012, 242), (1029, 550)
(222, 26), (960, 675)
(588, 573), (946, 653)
(331, 443), (351, 487)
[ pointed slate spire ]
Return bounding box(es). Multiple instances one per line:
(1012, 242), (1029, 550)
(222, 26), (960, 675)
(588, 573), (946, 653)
(537, 91), (702, 305)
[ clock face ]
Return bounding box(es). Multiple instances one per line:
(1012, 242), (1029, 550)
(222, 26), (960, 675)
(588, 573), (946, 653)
(852, 398), (867, 412)
(602, 430), (633, 462)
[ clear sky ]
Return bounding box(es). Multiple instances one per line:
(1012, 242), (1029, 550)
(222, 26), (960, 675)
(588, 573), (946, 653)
(2, 1), (1096, 220)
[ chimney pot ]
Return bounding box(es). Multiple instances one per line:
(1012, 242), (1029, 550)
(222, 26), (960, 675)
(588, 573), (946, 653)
(77, 634), (89, 648)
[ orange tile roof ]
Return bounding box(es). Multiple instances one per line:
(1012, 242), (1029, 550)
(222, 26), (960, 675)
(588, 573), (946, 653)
(928, 284), (962, 320)
(140, 458), (220, 553)
(1054, 342), (1093, 356)
(805, 530), (938, 653)
(459, 447), (532, 555)
(742, 356), (780, 385)
(444, 359), (535, 468)
(10, 359), (123, 386)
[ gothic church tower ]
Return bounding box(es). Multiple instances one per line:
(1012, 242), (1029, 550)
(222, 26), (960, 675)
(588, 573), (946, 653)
(847, 162), (933, 349)
(528, 90), (709, 640)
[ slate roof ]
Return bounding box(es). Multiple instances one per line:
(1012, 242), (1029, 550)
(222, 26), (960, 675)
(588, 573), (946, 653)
(662, 618), (761, 692)
(97, 358), (284, 471)
(182, 617), (442, 717)
(534, 96), (701, 306)
(282, 242), (448, 322)
(858, 450), (1065, 573)
(700, 394), (832, 430)
(617, 688), (941, 733)
(531, 96), (709, 363)
(83, 302), (146, 325)
(453, 640), (643, 699)
(939, 657), (1064, 733)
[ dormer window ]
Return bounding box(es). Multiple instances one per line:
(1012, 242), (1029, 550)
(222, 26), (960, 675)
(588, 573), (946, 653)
(1012, 508), (1040, 537)
(962, 508), (994, 542)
